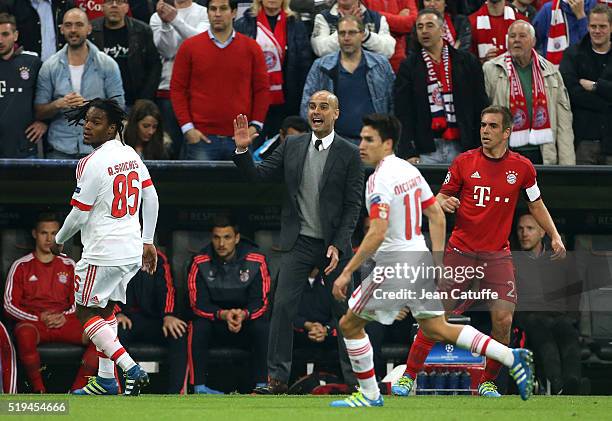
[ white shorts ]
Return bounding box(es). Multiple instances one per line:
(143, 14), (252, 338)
(348, 251), (444, 324)
(74, 259), (141, 308)
(348, 284), (444, 324)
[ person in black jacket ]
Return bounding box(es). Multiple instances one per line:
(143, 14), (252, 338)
(560, 4), (612, 165)
(394, 8), (488, 163)
(187, 216), (271, 394)
(90, 0), (161, 106)
(234, 0), (313, 141)
(233, 91), (364, 394)
(115, 250), (189, 394)
(0, 0), (74, 61)
(413, 0), (471, 52)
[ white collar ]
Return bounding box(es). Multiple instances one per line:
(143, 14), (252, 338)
(311, 130), (335, 151)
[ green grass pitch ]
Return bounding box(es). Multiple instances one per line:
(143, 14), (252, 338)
(1, 395), (611, 420)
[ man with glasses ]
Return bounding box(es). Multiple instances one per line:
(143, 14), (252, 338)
(301, 15), (394, 143)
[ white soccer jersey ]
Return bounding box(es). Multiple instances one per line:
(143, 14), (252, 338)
(70, 139), (153, 266)
(366, 154), (437, 253)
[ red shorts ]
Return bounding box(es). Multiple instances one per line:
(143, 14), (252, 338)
(442, 246), (517, 309)
(14, 314), (85, 345)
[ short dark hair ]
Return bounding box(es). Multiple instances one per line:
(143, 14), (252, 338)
(0, 12), (17, 30)
(211, 215), (239, 234)
(362, 113), (402, 149)
(208, 0), (239, 10)
(589, 4), (612, 24)
(35, 213), (59, 230)
(416, 0), (458, 16)
(338, 15), (365, 32)
(481, 105), (513, 132)
(280, 116), (309, 134)
(64, 97), (128, 143)
(417, 8), (444, 26)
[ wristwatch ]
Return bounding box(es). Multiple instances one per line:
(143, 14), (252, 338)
(592, 81), (598, 92)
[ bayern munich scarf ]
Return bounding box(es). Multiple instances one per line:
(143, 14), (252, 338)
(256, 10), (287, 105)
(506, 50), (554, 147)
(443, 13), (457, 46)
(545, 0), (569, 67)
(422, 44), (460, 141)
(474, 5), (516, 60)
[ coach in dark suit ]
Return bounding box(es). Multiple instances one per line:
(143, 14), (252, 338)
(233, 90), (364, 394)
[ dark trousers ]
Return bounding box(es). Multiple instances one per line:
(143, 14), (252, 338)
(515, 312), (581, 394)
(191, 317), (269, 385)
(268, 235), (356, 385)
(117, 313), (188, 394)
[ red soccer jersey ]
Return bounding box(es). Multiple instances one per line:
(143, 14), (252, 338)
(3, 253), (76, 321)
(439, 147), (540, 253)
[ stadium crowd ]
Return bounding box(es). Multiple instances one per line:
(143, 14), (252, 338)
(0, 0), (609, 395)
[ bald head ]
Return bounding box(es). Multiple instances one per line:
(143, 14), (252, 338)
(61, 8), (91, 49)
(311, 90), (339, 110)
(64, 7), (89, 23)
(308, 90), (340, 138)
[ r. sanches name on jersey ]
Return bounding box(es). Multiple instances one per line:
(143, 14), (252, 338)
(107, 160), (139, 176)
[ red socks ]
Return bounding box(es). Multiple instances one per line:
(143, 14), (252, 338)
(405, 329), (436, 379)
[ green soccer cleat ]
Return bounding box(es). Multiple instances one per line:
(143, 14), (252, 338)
(391, 375), (415, 396)
(330, 391), (384, 408)
(478, 381), (501, 397)
(72, 376), (118, 395)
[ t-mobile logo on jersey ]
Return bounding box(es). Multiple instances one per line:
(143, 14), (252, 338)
(0, 81), (23, 98)
(473, 185), (510, 207)
(473, 185), (490, 207)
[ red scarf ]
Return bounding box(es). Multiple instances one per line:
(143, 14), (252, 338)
(256, 10), (287, 105)
(443, 13), (457, 46)
(422, 44), (460, 141)
(545, 0), (568, 67)
(506, 50), (554, 147)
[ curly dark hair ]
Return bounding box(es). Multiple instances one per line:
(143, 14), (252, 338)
(124, 99), (167, 160)
(64, 97), (127, 144)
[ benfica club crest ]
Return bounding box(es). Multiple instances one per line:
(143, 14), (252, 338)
(239, 269), (250, 283)
(57, 272), (69, 284)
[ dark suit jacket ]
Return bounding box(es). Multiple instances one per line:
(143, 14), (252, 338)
(233, 133), (364, 256)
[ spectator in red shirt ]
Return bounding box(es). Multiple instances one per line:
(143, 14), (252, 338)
(0, 321), (17, 393)
(469, 0), (526, 62)
(362, 0), (417, 72)
(170, 0), (270, 160)
(3, 213), (97, 393)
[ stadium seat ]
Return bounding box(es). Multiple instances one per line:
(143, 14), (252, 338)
(38, 343), (85, 364)
(574, 235), (612, 340)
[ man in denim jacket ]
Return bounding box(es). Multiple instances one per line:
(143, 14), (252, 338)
(301, 15), (394, 143)
(34, 8), (125, 159)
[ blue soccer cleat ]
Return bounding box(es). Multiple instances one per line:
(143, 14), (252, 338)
(330, 391), (384, 408)
(478, 381), (501, 397)
(510, 348), (535, 401)
(194, 384), (225, 394)
(391, 375), (415, 396)
(72, 376), (118, 395)
(124, 365), (149, 396)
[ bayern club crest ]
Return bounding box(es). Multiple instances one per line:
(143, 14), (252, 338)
(19, 66), (30, 80)
(506, 170), (518, 185)
(513, 109), (527, 129)
(57, 272), (69, 284)
(239, 269), (250, 283)
(263, 51), (278, 71)
(432, 86), (444, 106)
(533, 106), (548, 129)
